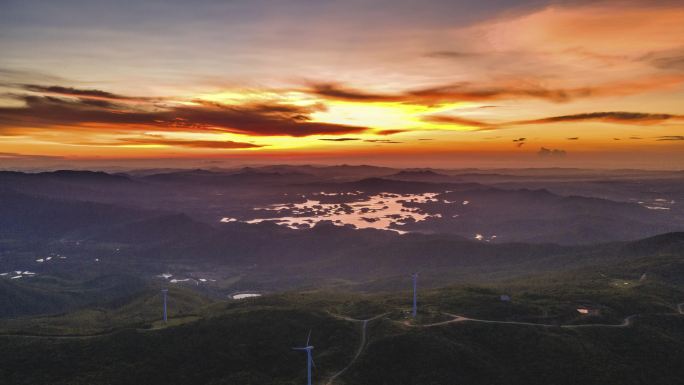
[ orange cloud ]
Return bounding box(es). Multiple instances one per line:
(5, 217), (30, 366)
(0, 89), (369, 137)
(512, 112), (684, 126)
(21, 84), (147, 101)
(100, 137), (263, 149)
(307, 75), (684, 105)
(480, 4), (684, 55)
(376, 129), (407, 135)
(421, 114), (497, 129)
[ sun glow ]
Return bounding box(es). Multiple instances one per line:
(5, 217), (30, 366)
(195, 90), (319, 107)
(311, 100), (479, 132)
(2, 1), (683, 167)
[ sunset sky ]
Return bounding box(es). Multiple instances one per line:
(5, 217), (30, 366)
(1, 0), (683, 169)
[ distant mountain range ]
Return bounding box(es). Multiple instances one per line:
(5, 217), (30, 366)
(1, 168), (682, 246)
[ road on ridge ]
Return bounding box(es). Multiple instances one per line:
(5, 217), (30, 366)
(402, 304), (684, 329)
(324, 313), (386, 385)
(323, 304), (684, 384)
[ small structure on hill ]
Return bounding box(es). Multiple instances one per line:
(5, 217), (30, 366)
(576, 307), (600, 316)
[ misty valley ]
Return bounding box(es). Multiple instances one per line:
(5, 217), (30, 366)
(1, 166), (683, 385)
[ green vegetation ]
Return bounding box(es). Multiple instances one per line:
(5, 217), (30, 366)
(0, 285), (213, 335)
(0, 274), (148, 318)
(1, 251), (683, 385)
(0, 297), (360, 385)
(1, 169), (683, 384)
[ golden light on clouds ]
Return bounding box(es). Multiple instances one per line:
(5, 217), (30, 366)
(311, 101), (478, 132)
(0, 1), (683, 168)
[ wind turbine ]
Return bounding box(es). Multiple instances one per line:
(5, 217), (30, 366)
(292, 330), (315, 385)
(161, 289), (168, 323)
(411, 273), (418, 318)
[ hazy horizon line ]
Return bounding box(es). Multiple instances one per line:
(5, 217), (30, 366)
(2, 163), (682, 174)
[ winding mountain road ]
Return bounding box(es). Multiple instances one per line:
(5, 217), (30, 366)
(2, 301), (682, 385)
(0, 325), (164, 339)
(322, 304), (684, 384)
(324, 313), (387, 385)
(0, 315), (202, 340)
(401, 304), (684, 329)
(402, 313), (638, 328)
(0, 318), (196, 340)
(0, 329), (135, 340)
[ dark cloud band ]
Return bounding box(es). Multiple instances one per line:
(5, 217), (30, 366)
(0, 89), (369, 137)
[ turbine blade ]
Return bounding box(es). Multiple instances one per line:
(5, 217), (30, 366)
(311, 356), (316, 369)
(306, 329), (311, 346)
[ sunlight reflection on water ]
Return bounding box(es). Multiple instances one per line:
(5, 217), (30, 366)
(223, 192), (446, 233)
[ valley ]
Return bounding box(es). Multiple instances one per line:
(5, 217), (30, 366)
(1, 166), (683, 384)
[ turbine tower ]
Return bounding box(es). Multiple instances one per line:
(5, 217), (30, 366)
(411, 273), (418, 318)
(161, 289), (168, 323)
(292, 330), (315, 385)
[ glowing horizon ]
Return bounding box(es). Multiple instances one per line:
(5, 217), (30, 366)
(1, 0), (683, 169)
